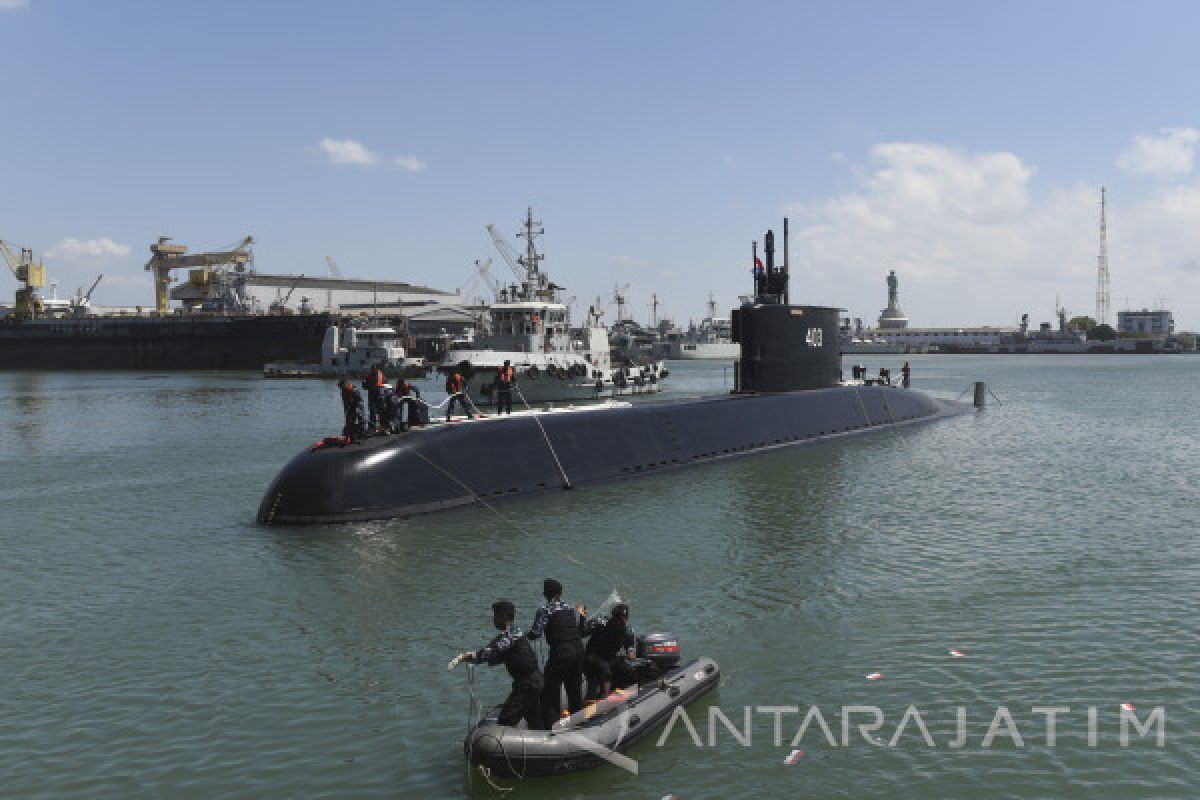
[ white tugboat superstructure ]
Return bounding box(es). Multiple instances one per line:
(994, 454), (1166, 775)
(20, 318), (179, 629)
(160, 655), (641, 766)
(440, 208), (666, 405)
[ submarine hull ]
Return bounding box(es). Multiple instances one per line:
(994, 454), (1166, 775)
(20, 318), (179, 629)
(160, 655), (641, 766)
(257, 386), (966, 525)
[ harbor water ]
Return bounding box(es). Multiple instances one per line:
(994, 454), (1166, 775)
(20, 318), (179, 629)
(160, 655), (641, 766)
(2, 356), (1197, 799)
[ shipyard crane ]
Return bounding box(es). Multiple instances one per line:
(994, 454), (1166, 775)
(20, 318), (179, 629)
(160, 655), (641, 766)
(323, 256), (343, 311)
(69, 273), (104, 316)
(144, 235), (254, 314)
(270, 274), (305, 315)
(457, 257), (500, 304)
(0, 239), (47, 319)
(486, 224), (528, 284)
(83, 273), (103, 302)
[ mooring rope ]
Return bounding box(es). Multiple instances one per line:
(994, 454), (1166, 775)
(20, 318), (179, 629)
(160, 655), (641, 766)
(852, 388), (873, 426)
(512, 384), (572, 490)
(409, 448), (623, 591)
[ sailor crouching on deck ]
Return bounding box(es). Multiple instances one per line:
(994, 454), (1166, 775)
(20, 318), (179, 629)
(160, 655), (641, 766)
(527, 578), (586, 728)
(460, 600), (544, 729)
(394, 378), (425, 429)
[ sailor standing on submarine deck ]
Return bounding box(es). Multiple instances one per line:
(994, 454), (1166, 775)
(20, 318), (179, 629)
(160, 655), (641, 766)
(495, 359), (516, 415)
(526, 578), (586, 727)
(444, 370), (475, 421)
(364, 363), (387, 432)
(338, 379), (365, 441)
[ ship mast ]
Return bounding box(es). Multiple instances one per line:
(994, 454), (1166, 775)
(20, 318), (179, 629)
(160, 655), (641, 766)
(515, 206), (544, 299)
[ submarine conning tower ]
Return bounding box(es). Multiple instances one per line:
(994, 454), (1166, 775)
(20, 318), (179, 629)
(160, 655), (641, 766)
(731, 218), (843, 392)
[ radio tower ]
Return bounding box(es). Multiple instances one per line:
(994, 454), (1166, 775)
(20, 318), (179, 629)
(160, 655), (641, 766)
(1095, 186), (1111, 326)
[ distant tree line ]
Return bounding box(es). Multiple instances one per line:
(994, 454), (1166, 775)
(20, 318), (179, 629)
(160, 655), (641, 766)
(1068, 315), (1116, 341)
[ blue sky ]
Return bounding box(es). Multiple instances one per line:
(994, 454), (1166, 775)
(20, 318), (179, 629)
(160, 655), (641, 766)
(3, 0), (1200, 328)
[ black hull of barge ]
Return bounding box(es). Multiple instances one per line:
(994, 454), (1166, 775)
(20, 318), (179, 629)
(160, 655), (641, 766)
(0, 314), (338, 370)
(258, 386), (965, 525)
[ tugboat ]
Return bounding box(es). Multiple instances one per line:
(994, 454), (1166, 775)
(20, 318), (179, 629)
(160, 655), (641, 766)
(263, 323), (427, 379)
(438, 209), (667, 406)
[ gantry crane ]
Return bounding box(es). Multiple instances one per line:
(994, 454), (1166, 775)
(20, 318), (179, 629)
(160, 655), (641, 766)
(144, 235), (254, 314)
(0, 239), (47, 319)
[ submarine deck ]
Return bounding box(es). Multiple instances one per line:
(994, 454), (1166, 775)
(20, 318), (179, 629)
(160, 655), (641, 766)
(258, 386), (969, 524)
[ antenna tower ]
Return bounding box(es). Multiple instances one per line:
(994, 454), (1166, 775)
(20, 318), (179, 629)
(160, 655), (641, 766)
(1096, 186), (1111, 326)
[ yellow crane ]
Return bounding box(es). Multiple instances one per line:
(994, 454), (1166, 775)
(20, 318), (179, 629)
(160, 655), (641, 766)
(144, 235), (254, 314)
(0, 239), (47, 319)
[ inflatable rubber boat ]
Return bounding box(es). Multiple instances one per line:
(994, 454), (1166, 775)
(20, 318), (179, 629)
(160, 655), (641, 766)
(464, 633), (719, 777)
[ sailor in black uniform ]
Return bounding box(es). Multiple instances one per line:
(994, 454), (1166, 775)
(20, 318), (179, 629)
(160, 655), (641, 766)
(580, 602), (637, 700)
(461, 600), (544, 729)
(526, 578), (585, 728)
(338, 379), (365, 441)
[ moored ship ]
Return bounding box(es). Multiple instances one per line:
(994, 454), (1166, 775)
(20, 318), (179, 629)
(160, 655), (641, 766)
(438, 209), (667, 405)
(665, 294), (740, 360)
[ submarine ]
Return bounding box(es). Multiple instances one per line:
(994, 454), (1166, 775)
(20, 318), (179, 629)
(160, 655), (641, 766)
(257, 219), (970, 525)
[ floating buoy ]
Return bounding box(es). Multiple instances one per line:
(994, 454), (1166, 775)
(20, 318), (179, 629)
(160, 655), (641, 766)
(866, 672), (883, 681)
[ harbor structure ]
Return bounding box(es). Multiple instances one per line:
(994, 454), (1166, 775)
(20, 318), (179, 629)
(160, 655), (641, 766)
(0, 233), (478, 369)
(1117, 308), (1174, 337)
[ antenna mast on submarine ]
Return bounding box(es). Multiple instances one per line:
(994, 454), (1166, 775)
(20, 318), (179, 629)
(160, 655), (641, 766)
(752, 217), (790, 304)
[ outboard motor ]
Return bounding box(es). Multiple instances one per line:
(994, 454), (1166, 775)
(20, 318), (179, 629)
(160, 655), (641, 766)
(635, 632), (682, 681)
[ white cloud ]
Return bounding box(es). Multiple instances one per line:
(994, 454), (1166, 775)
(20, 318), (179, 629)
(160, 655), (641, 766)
(44, 237), (131, 263)
(1117, 128), (1200, 176)
(319, 137), (379, 166)
(786, 142), (1126, 325)
(393, 153), (427, 172)
(0, 0), (30, 10)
